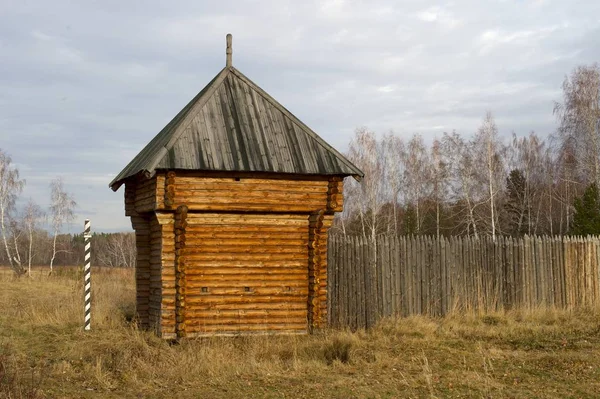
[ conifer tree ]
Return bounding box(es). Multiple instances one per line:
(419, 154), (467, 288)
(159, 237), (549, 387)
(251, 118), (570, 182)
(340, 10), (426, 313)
(571, 183), (600, 235)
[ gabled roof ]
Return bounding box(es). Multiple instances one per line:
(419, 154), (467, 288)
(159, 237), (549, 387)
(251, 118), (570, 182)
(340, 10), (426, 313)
(110, 66), (363, 191)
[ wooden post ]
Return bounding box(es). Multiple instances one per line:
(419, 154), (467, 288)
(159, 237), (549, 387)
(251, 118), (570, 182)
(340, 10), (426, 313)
(83, 219), (92, 331)
(226, 33), (232, 67)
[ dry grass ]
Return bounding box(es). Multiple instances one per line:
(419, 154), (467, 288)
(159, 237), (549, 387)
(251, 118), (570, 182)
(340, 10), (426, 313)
(0, 267), (599, 398)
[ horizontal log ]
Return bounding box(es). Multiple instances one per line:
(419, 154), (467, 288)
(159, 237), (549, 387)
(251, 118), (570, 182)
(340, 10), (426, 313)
(172, 204), (324, 212)
(183, 253), (307, 261)
(136, 202), (156, 213)
(184, 245), (306, 254)
(174, 188), (327, 200)
(186, 295), (306, 305)
(134, 187), (157, 201)
(184, 287), (308, 296)
(186, 213), (309, 222)
(185, 323), (307, 333)
(134, 198), (156, 209)
(186, 279), (304, 293)
(188, 301), (307, 311)
(185, 266), (307, 275)
(185, 317), (307, 326)
(186, 225), (308, 234)
(183, 238), (308, 247)
(150, 249), (163, 257)
(181, 231), (308, 240)
(184, 258), (307, 267)
(172, 188), (326, 199)
(174, 176), (329, 186)
(133, 193), (156, 205)
(162, 299), (175, 308)
(186, 309), (306, 319)
(135, 177), (157, 189)
(160, 272), (175, 280)
(186, 275), (306, 283)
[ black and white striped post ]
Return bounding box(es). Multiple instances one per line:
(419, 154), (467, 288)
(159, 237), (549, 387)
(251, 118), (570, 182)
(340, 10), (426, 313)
(83, 219), (92, 331)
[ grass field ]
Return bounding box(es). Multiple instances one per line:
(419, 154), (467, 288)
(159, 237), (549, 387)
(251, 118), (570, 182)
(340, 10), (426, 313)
(0, 267), (599, 398)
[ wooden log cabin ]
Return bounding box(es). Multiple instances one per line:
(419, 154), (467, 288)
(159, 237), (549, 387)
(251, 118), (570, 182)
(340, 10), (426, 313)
(110, 35), (363, 339)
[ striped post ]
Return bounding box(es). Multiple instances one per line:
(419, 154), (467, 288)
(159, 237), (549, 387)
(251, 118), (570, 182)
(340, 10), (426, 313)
(83, 219), (92, 331)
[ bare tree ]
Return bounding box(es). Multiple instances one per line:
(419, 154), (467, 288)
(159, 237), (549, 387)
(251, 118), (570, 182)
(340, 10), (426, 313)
(430, 138), (449, 237)
(23, 199), (44, 276)
(554, 64), (600, 188)
(0, 149), (25, 274)
(473, 112), (505, 240)
(551, 135), (582, 234)
(344, 127), (392, 247)
(9, 217), (22, 269)
(96, 232), (136, 267)
(505, 131), (549, 235)
(380, 132), (405, 234)
(401, 134), (431, 234)
(49, 177), (76, 273)
(442, 132), (482, 237)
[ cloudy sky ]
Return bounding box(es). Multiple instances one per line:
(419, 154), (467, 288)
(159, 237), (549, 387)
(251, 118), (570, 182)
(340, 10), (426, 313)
(1, 0), (599, 232)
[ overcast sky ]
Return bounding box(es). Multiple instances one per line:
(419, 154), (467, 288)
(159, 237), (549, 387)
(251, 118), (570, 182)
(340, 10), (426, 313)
(1, 0), (599, 232)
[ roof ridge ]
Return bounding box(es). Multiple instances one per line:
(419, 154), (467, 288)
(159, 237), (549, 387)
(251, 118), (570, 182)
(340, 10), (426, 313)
(229, 67), (363, 179)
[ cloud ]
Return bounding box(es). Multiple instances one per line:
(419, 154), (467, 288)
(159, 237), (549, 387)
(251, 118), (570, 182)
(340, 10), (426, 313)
(416, 6), (462, 28)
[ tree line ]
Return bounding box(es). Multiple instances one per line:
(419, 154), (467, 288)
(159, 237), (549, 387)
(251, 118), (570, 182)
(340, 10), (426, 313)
(337, 64), (600, 239)
(0, 152), (136, 275)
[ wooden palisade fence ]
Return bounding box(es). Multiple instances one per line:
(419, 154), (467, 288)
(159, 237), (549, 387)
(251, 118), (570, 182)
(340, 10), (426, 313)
(328, 235), (600, 330)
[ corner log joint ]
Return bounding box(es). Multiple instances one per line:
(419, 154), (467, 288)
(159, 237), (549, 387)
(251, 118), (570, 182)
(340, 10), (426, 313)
(164, 171), (176, 209)
(308, 209), (326, 331)
(327, 177), (343, 212)
(174, 204), (188, 339)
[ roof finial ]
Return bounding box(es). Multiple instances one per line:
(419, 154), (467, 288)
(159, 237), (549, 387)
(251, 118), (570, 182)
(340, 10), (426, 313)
(226, 33), (232, 67)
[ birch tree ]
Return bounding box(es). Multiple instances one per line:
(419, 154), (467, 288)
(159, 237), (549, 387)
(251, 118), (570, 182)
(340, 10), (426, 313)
(554, 137), (581, 234)
(554, 64), (600, 188)
(380, 132), (404, 234)
(345, 127), (387, 241)
(430, 138), (449, 237)
(401, 134), (431, 234)
(49, 177), (76, 272)
(442, 132), (482, 237)
(9, 217), (22, 270)
(473, 112), (505, 240)
(0, 149), (25, 274)
(23, 199), (44, 276)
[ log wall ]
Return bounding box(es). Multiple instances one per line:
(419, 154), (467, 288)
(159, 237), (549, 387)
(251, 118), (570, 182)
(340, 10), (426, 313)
(124, 173), (342, 338)
(130, 173), (343, 214)
(183, 213), (311, 335)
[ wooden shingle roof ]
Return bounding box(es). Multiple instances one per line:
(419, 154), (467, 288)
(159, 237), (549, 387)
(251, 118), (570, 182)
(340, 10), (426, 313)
(110, 48), (363, 191)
